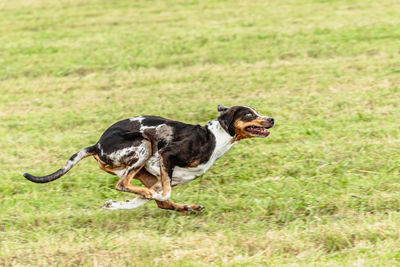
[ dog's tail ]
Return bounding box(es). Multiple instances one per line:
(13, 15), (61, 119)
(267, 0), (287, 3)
(23, 146), (96, 184)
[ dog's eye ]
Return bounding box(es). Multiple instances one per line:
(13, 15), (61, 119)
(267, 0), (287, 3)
(245, 113), (253, 117)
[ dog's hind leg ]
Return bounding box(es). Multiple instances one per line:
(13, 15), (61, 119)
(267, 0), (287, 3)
(114, 166), (157, 199)
(102, 166), (155, 210)
(99, 139), (161, 210)
(135, 169), (205, 213)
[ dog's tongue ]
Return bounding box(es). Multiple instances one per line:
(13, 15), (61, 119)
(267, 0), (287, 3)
(259, 129), (270, 136)
(261, 129), (270, 135)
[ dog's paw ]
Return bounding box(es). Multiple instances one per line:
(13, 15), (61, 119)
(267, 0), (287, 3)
(142, 189), (156, 199)
(102, 197), (150, 210)
(193, 205), (205, 212)
(102, 199), (128, 210)
(103, 199), (130, 210)
(102, 199), (118, 210)
(181, 205), (205, 214)
(183, 205), (193, 214)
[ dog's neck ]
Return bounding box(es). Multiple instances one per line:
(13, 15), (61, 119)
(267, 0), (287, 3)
(206, 119), (236, 159)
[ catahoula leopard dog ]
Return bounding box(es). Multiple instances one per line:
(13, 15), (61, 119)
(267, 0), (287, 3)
(23, 105), (274, 213)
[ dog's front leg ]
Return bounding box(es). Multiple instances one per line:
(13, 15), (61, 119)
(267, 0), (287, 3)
(151, 152), (173, 201)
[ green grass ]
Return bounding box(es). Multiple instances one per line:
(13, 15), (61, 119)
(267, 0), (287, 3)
(1, 0), (400, 265)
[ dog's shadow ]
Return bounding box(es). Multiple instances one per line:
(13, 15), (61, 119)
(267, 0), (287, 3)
(68, 204), (206, 234)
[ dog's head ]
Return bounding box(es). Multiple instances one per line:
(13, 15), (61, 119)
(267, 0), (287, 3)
(217, 105), (274, 141)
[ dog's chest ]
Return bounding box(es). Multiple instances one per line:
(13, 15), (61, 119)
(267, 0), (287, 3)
(144, 120), (234, 186)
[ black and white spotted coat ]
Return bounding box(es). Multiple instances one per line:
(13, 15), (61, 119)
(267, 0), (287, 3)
(94, 116), (236, 186)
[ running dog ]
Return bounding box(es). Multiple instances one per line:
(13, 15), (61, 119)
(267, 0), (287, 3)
(23, 105), (274, 213)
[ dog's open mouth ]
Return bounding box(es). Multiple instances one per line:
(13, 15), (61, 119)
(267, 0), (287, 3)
(245, 126), (271, 137)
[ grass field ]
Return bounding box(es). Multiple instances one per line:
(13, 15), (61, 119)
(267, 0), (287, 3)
(1, 0), (400, 265)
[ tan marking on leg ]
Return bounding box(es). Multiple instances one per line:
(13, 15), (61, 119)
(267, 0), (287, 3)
(135, 168), (159, 187)
(115, 166), (156, 199)
(159, 159), (172, 199)
(187, 159), (201, 167)
(93, 154), (118, 175)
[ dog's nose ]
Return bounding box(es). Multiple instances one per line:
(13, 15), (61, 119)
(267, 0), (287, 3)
(267, 118), (274, 125)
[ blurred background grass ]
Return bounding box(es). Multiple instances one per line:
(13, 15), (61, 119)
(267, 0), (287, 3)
(0, 0), (399, 265)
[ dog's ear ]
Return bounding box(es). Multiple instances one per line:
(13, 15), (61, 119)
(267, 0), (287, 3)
(217, 105), (228, 114)
(218, 107), (236, 136)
